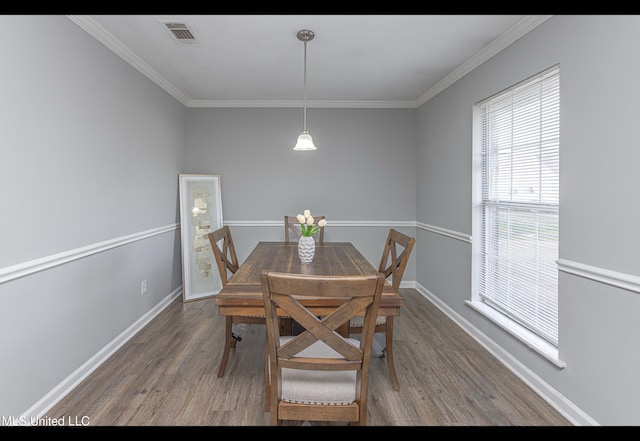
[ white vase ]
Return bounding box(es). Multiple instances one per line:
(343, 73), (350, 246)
(298, 235), (315, 263)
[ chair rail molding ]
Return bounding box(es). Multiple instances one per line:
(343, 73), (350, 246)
(0, 223), (179, 285)
(225, 220), (415, 228)
(415, 221), (471, 243)
(225, 220), (470, 244)
(557, 258), (640, 295)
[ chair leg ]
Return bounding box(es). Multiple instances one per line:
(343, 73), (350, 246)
(217, 316), (235, 378)
(264, 340), (279, 425)
(264, 342), (270, 412)
(385, 317), (400, 391)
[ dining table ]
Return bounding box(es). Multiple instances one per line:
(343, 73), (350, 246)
(214, 241), (404, 332)
(215, 240), (403, 411)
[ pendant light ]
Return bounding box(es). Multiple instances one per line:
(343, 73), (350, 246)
(293, 29), (317, 151)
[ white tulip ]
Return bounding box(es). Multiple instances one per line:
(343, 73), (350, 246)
(297, 214), (306, 223)
(307, 216), (314, 225)
(304, 209), (311, 218)
(317, 219), (327, 227)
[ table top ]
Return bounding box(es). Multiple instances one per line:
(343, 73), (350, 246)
(215, 241), (403, 314)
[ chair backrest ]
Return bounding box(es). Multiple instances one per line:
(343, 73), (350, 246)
(260, 270), (385, 425)
(208, 226), (239, 286)
(284, 215), (325, 243)
(378, 229), (416, 291)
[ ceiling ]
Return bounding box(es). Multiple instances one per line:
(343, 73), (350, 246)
(68, 15), (551, 108)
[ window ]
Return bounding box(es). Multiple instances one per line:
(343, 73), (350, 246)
(473, 66), (560, 348)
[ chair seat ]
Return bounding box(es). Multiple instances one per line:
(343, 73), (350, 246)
(350, 315), (387, 327)
(279, 336), (358, 405)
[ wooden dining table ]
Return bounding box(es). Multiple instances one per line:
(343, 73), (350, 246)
(215, 241), (403, 411)
(214, 241), (404, 326)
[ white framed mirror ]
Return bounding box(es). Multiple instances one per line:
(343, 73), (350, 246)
(178, 174), (224, 302)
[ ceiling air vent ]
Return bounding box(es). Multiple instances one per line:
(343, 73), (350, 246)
(160, 21), (199, 45)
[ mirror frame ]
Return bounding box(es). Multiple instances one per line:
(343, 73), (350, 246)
(178, 174), (224, 302)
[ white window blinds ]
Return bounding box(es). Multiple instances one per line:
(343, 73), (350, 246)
(478, 67), (560, 346)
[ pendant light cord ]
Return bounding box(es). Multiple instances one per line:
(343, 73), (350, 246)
(302, 38), (308, 132)
(293, 29), (316, 151)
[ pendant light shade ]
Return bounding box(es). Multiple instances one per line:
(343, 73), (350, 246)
(293, 29), (317, 151)
(294, 130), (316, 151)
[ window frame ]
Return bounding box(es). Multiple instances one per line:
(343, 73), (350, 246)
(470, 65), (564, 367)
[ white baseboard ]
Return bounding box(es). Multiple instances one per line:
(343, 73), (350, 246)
(412, 281), (597, 426)
(21, 287), (182, 421)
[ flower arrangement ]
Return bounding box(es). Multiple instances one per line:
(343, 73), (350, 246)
(297, 209), (327, 237)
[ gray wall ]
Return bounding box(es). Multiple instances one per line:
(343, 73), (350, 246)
(0, 16), (186, 417)
(3, 14), (638, 426)
(185, 107), (418, 271)
(416, 15), (640, 425)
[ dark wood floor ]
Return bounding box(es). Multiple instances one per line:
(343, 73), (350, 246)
(45, 288), (571, 426)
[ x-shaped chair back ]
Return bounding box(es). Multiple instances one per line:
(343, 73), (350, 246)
(262, 271), (384, 369)
(208, 226), (239, 286)
(261, 270), (385, 425)
(378, 229), (416, 291)
(209, 226), (265, 378)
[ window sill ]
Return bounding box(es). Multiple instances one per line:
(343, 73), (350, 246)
(465, 300), (566, 369)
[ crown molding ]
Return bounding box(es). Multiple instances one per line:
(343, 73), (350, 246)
(68, 15), (552, 109)
(66, 15), (191, 106)
(415, 15), (553, 106)
(187, 100), (417, 109)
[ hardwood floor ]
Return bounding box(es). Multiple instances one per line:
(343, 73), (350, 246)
(45, 288), (571, 426)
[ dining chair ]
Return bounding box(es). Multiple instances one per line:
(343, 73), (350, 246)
(261, 270), (385, 426)
(208, 225), (266, 378)
(284, 215), (325, 243)
(349, 228), (415, 391)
